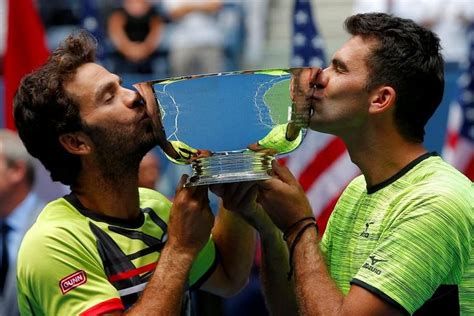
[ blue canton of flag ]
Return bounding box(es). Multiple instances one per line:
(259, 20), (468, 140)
(81, 0), (105, 59)
(458, 24), (474, 143)
(291, 0), (326, 67)
(443, 22), (474, 180)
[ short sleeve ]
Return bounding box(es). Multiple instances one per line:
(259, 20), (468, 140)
(189, 237), (218, 289)
(351, 187), (472, 314)
(17, 223), (124, 315)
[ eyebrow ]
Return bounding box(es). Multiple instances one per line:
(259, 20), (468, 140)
(331, 58), (349, 71)
(95, 76), (123, 102)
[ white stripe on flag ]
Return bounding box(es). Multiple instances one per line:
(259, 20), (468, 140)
(305, 151), (359, 216)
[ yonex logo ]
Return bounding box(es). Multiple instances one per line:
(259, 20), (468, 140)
(59, 270), (87, 294)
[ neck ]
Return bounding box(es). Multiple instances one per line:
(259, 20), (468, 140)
(71, 165), (141, 220)
(343, 129), (427, 187)
(0, 183), (31, 219)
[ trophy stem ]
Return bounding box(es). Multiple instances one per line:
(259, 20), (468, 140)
(185, 151), (274, 187)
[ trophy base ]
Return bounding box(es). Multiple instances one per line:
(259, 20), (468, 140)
(185, 151), (274, 187)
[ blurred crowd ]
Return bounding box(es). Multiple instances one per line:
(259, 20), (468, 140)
(35, 0), (269, 79)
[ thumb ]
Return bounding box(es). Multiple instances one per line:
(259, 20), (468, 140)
(175, 174), (193, 195)
(272, 160), (298, 185)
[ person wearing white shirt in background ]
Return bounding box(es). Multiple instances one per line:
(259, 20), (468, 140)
(161, 0), (224, 76)
(0, 129), (45, 316)
(352, 0), (426, 23)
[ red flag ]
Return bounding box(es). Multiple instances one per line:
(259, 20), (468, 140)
(4, 0), (49, 130)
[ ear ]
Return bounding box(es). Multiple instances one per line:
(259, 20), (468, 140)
(368, 86), (396, 114)
(58, 132), (92, 155)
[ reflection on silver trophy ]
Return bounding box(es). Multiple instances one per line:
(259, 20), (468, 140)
(134, 68), (315, 186)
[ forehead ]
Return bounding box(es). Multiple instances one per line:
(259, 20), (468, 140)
(334, 35), (377, 71)
(64, 63), (114, 101)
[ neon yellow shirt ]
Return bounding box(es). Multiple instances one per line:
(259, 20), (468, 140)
(17, 188), (216, 315)
(321, 153), (473, 315)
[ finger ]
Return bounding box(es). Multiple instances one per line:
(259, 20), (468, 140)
(209, 184), (224, 197)
(175, 174), (189, 194)
(238, 184), (259, 207)
(230, 181), (257, 205)
(225, 182), (241, 199)
(271, 160), (299, 185)
(175, 175), (198, 199)
(257, 177), (281, 190)
(194, 185), (210, 204)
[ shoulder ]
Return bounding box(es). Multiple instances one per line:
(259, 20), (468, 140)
(19, 197), (98, 264)
(336, 175), (366, 205)
(139, 187), (172, 208)
(401, 157), (473, 216)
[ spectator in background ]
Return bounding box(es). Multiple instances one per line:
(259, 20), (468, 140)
(37, 0), (82, 50)
(138, 149), (160, 189)
(352, 0), (426, 22)
(419, 0), (474, 67)
(107, 0), (163, 74)
(0, 129), (45, 316)
(417, 0), (474, 120)
(162, 0), (224, 76)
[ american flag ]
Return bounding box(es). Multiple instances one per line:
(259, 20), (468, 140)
(442, 23), (474, 181)
(285, 0), (360, 233)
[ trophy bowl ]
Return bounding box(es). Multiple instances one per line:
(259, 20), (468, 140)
(134, 68), (314, 186)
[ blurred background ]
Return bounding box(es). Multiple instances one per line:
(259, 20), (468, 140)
(0, 0), (473, 315)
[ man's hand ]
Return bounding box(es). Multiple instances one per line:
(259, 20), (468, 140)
(166, 175), (214, 257)
(210, 181), (273, 233)
(257, 160), (313, 232)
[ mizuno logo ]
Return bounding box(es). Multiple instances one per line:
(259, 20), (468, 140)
(369, 255), (388, 265)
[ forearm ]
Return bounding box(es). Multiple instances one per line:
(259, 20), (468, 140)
(289, 226), (345, 316)
(209, 207), (256, 296)
(125, 245), (194, 315)
(142, 18), (162, 53)
(108, 14), (133, 52)
(259, 224), (299, 315)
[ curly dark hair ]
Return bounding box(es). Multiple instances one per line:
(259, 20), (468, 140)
(14, 31), (97, 185)
(345, 13), (444, 143)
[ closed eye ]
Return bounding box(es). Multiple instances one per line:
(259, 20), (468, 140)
(104, 93), (114, 104)
(331, 58), (348, 73)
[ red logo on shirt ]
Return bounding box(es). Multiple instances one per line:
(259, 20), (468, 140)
(59, 270), (87, 294)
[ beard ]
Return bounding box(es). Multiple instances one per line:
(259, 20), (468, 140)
(82, 120), (157, 183)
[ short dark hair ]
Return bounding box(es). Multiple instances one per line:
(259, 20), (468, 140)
(14, 31), (97, 185)
(345, 13), (444, 142)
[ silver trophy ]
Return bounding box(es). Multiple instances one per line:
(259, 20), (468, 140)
(134, 68), (314, 186)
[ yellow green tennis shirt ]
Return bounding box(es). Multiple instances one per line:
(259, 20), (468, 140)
(16, 188), (217, 315)
(321, 153), (473, 315)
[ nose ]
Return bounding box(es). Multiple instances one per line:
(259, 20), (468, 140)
(124, 88), (143, 108)
(311, 67), (328, 90)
